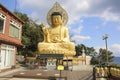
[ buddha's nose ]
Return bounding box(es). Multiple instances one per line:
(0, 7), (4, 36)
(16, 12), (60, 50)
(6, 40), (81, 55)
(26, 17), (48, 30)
(55, 20), (57, 23)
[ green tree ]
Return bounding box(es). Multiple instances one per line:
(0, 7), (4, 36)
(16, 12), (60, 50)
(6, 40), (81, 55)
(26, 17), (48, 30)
(14, 11), (43, 57)
(86, 47), (97, 56)
(91, 48), (114, 65)
(90, 56), (99, 65)
(75, 44), (86, 56)
(99, 48), (114, 65)
(75, 44), (97, 57)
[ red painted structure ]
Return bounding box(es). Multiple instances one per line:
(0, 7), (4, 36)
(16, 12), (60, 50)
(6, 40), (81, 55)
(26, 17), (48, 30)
(0, 3), (23, 71)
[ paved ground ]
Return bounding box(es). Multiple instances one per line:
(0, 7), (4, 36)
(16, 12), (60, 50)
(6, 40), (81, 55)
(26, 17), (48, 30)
(0, 66), (93, 80)
(0, 70), (93, 80)
(0, 78), (47, 80)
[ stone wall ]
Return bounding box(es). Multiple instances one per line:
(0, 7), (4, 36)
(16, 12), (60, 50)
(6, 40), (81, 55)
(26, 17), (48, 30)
(72, 65), (93, 71)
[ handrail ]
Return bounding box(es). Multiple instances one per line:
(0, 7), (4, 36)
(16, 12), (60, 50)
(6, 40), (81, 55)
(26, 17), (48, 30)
(93, 65), (120, 80)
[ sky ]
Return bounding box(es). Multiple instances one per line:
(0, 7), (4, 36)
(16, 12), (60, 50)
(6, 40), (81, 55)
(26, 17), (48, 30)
(1, 0), (120, 57)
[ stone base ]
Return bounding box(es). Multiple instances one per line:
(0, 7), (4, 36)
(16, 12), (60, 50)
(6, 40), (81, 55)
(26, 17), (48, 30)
(73, 65), (93, 71)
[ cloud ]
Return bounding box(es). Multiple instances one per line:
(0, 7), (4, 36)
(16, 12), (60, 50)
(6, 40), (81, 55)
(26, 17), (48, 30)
(69, 22), (85, 41)
(71, 25), (83, 35)
(94, 44), (120, 57)
(117, 26), (120, 31)
(110, 44), (120, 53)
(17, 0), (120, 45)
(95, 26), (99, 29)
(18, 0), (56, 24)
(17, 0), (120, 24)
(71, 35), (91, 41)
(101, 7), (120, 22)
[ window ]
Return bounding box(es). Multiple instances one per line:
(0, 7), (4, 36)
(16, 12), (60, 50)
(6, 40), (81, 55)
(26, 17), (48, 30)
(0, 13), (6, 33)
(9, 20), (20, 39)
(0, 18), (4, 33)
(52, 62), (54, 65)
(0, 51), (1, 63)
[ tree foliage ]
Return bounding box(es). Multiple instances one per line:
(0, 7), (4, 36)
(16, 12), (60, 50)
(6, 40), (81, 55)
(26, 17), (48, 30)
(99, 48), (114, 65)
(90, 57), (99, 65)
(75, 44), (85, 56)
(14, 12), (44, 57)
(91, 48), (114, 65)
(75, 44), (97, 56)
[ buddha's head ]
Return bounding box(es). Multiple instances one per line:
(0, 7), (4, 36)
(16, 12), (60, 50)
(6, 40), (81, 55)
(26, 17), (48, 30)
(51, 12), (62, 27)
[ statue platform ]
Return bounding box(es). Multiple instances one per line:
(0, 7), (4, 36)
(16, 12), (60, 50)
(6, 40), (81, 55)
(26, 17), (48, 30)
(38, 42), (76, 56)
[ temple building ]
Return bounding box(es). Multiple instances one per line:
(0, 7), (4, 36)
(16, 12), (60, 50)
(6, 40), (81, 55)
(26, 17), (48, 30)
(0, 4), (23, 71)
(72, 48), (92, 70)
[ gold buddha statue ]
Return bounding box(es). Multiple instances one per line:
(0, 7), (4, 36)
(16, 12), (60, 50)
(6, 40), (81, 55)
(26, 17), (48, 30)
(38, 2), (76, 56)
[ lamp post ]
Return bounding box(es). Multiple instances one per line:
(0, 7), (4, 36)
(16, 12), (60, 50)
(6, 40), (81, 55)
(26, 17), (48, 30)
(102, 34), (108, 66)
(99, 50), (101, 67)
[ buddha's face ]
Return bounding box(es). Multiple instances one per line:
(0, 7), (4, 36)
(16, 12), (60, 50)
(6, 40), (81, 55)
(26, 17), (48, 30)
(51, 15), (62, 26)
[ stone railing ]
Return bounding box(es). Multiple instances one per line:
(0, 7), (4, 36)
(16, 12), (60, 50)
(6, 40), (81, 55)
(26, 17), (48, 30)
(110, 67), (120, 78)
(93, 66), (120, 80)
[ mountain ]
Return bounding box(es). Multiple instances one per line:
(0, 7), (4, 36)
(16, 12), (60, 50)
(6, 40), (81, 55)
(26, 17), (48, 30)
(112, 57), (120, 64)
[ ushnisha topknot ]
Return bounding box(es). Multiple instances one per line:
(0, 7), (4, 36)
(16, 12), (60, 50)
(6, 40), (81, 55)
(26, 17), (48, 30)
(51, 12), (62, 18)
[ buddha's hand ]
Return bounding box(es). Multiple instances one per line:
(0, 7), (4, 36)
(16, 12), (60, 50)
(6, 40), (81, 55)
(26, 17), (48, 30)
(53, 37), (62, 43)
(41, 23), (49, 35)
